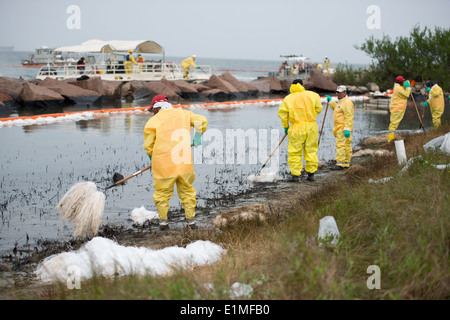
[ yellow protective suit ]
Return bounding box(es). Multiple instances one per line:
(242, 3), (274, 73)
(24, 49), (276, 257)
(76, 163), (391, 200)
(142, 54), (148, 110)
(388, 83), (411, 141)
(426, 84), (445, 129)
(143, 108), (208, 223)
(278, 83), (323, 176)
(324, 58), (330, 72)
(137, 55), (146, 72)
(329, 96), (354, 168)
(124, 51), (137, 74)
(181, 57), (197, 79)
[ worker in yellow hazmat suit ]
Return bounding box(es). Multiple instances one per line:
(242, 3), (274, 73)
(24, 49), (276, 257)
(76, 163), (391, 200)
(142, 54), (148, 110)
(324, 57), (330, 73)
(325, 85), (354, 170)
(137, 54), (146, 72)
(278, 80), (322, 182)
(424, 81), (445, 129)
(181, 55), (199, 79)
(143, 95), (208, 230)
(388, 76), (411, 142)
(124, 50), (137, 74)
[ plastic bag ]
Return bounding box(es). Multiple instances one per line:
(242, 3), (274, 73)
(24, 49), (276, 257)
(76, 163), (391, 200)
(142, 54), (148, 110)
(318, 216), (340, 246)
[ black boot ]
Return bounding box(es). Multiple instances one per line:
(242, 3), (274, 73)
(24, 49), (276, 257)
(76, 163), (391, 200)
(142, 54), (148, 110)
(286, 174), (299, 182)
(329, 164), (346, 171)
(307, 172), (315, 181)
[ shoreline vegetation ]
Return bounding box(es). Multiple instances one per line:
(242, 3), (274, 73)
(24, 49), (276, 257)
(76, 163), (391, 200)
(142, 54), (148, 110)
(1, 122), (449, 300)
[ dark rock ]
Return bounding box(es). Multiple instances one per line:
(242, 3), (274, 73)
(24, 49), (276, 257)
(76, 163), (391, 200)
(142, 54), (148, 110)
(102, 80), (123, 100)
(218, 72), (248, 93)
(303, 69), (337, 92)
(171, 79), (199, 100)
(66, 76), (105, 96)
(0, 89), (19, 115)
(133, 81), (182, 103)
(0, 76), (27, 100)
(39, 77), (102, 104)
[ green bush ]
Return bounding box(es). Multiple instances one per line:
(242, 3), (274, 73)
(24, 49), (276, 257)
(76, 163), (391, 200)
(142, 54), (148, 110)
(356, 25), (450, 91)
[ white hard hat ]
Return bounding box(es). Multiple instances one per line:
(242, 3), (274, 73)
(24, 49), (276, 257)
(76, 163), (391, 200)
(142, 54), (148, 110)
(336, 85), (347, 93)
(192, 54), (196, 58)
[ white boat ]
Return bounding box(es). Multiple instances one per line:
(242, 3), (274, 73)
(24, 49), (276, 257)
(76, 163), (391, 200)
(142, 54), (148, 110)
(36, 39), (212, 82)
(22, 46), (66, 67)
(276, 55), (315, 80)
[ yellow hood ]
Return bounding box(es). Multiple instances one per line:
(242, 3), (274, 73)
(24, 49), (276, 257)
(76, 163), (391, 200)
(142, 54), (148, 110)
(290, 83), (305, 94)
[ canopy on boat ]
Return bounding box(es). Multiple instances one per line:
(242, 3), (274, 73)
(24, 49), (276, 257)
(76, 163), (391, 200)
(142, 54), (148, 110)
(53, 39), (164, 54)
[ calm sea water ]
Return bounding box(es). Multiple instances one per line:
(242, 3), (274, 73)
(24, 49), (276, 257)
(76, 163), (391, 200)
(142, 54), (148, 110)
(0, 51), (447, 256)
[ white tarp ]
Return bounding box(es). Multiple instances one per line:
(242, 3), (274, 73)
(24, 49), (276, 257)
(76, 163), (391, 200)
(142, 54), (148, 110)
(53, 39), (164, 54)
(423, 132), (450, 155)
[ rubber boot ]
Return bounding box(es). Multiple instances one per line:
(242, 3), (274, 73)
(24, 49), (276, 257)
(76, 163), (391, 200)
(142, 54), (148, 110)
(307, 172), (315, 181)
(388, 133), (395, 142)
(287, 174), (299, 182)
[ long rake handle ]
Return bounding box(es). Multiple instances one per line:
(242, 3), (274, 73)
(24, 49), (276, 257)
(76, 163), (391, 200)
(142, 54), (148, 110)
(410, 93), (425, 132)
(318, 101), (329, 147)
(105, 143), (195, 190)
(105, 165), (152, 190)
(259, 133), (288, 174)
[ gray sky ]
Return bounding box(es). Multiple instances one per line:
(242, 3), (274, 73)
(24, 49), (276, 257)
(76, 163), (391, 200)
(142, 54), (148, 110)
(1, 0), (449, 64)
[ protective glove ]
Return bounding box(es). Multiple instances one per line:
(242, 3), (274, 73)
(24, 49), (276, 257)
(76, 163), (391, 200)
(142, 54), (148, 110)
(193, 132), (203, 147)
(149, 155), (152, 161)
(344, 130), (350, 138)
(426, 87), (431, 92)
(403, 80), (411, 88)
(284, 126), (289, 134)
(196, 66), (200, 69)
(424, 101), (429, 107)
(325, 95), (332, 102)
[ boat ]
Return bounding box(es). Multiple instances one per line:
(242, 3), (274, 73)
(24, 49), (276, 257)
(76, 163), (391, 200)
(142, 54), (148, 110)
(22, 46), (67, 67)
(275, 55), (316, 80)
(35, 39), (212, 82)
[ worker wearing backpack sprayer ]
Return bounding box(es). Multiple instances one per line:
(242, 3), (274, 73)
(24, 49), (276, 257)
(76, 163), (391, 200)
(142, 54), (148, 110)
(143, 95), (208, 230)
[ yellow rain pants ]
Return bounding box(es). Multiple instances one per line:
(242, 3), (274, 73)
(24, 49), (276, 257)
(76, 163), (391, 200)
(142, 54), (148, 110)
(388, 83), (411, 138)
(278, 83), (322, 176)
(181, 57), (197, 79)
(427, 84), (445, 129)
(329, 96), (354, 168)
(143, 108), (208, 222)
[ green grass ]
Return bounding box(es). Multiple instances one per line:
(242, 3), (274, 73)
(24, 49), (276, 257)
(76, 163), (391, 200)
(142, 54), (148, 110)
(3, 125), (450, 300)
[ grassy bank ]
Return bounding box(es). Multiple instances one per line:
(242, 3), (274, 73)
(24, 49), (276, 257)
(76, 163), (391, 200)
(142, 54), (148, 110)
(4, 124), (450, 300)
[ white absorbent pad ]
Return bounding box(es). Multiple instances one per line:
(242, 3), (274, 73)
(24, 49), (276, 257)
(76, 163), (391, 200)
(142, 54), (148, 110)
(35, 237), (226, 283)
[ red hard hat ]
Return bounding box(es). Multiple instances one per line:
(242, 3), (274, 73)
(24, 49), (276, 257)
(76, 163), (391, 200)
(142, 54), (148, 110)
(148, 95), (169, 111)
(395, 76), (405, 83)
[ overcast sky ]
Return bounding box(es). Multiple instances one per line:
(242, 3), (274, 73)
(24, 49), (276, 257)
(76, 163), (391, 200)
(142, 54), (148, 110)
(0, 0), (449, 64)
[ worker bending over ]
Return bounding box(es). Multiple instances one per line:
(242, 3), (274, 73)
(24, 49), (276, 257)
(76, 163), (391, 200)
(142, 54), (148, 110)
(181, 55), (199, 79)
(326, 85), (354, 170)
(143, 95), (208, 230)
(278, 80), (322, 182)
(388, 76), (411, 142)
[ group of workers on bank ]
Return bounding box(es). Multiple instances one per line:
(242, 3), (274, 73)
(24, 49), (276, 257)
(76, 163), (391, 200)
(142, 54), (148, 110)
(388, 76), (446, 141)
(141, 62), (447, 231)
